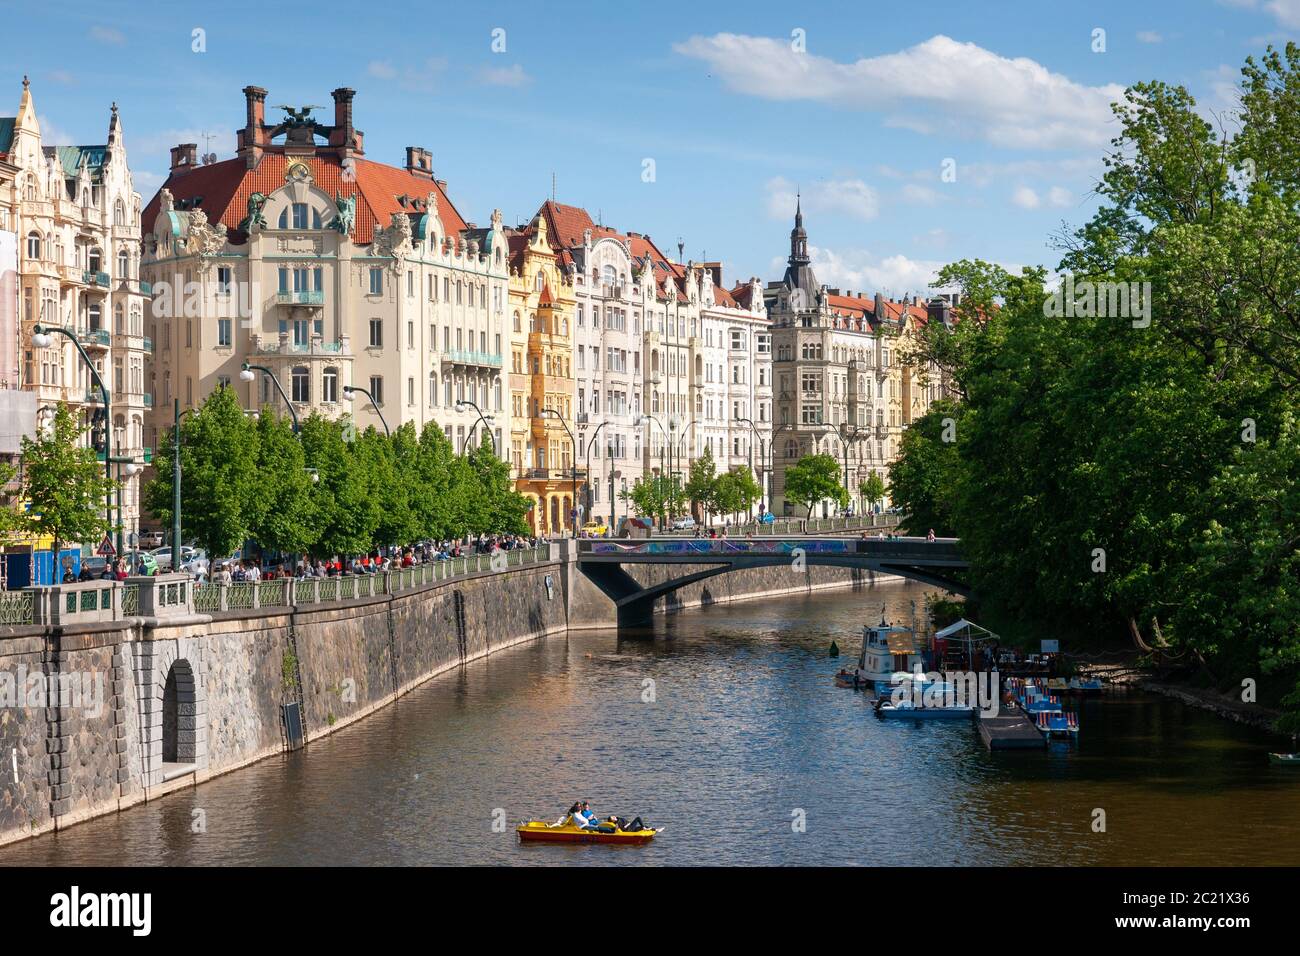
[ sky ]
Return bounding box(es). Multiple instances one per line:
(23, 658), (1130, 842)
(4, 0), (1297, 296)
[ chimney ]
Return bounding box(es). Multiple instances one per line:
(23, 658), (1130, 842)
(237, 85), (267, 168)
(405, 146), (433, 178)
(874, 291), (884, 320)
(331, 87), (362, 160)
(169, 143), (198, 175)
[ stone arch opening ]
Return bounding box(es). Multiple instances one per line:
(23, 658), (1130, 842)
(161, 659), (197, 764)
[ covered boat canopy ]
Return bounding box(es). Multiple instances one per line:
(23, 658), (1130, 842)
(934, 618), (999, 642)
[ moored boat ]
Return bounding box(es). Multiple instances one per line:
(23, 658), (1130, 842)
(854, 618), (926, 694)
(1268, 752), (1300, 767)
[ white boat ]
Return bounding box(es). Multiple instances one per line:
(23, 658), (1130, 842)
(854, 618), (926, 694)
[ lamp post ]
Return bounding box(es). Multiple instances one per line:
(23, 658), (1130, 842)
(240, 362), (298, 433)
(636, 414), (667, 529)
(167, 398), (199, 557)
(583, 421), (608, 523)
(839, 424), (867, 515)
(343, 385), (389, 437)
(32, 323), (117, 553)
(675, 420), (697, 522)
(539, 408), (576, 538)
(765, 422), (792, 516)
(455, 399), (495, 455)
(735, 415), (761, 520)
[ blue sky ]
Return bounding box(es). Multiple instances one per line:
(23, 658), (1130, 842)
(6, 0), (1297, 294)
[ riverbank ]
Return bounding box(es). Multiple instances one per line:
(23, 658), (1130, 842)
(0, 549), (883, 848)
(1076, 660), (1282, 733)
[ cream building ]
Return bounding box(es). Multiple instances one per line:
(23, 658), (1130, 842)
(1, 77), (149, 544)
(766, 201), (947, 516)
(140, 85), (507, 459)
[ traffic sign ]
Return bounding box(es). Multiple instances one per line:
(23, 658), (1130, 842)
(97, 534), (116, 556)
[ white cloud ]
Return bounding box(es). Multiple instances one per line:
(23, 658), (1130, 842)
(900, 183), (943, 205)
(367, 60), (398, 80)
(368, 58), (448, 91)
(1048, 186), (1074, 208)
(478, 64), (532, 88)
(766, 176), (879, 222)
(90, 26), (125, 45)
(674, 33), (1126, 149)
(1136, 30), (1163, 43)
(1011, 185), (1041, 209)
(799, 247), (948, 297)
(1219, 0), (1300, 27)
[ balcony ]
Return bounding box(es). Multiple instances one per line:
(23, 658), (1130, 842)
(143, 394), (154, 408)
(84, 389), (105, 404)
(250, 335), (348, 356)
(83, 271), (110, 288)
(142, 337), (153, 354)
(275, 290), (325, 306)
(79, 328), (111, 348)
(443, 350), (503, 368)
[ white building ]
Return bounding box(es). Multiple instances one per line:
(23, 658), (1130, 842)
(1, 77), (149, 544)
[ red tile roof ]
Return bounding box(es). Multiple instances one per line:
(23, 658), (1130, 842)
(141, 152), (468, 245)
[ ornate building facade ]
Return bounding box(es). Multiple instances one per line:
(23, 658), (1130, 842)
(1, 77), (149, 541)
(506, 213), (576, 535)
(765, 201), (946, 516)
(139, 85), (508, 459)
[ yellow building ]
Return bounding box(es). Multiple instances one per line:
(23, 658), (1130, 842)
(506, 214), (576, 535)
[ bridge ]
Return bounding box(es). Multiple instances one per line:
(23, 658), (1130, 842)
(576, 536), (969, 626)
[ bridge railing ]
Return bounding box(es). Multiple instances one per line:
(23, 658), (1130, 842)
(578, 537), (962, 560)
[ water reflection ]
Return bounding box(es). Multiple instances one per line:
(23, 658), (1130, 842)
(2, 581), (1296, 866)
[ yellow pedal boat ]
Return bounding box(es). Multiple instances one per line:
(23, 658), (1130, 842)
(517, 819), (662, 845)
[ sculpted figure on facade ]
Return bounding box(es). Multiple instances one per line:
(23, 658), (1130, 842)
(372, 211), (413, 270)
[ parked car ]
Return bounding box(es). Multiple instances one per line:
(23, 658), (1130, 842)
(581, 521), (608, 537)
(149, 545), (196, 570)
(670, 516), (696, 531)
(180, 550), (210, 576)
(138, 530), (166, 549)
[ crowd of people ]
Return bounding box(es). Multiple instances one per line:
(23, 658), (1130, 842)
(202, 533), (548, 585)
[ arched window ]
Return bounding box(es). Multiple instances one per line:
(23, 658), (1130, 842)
(278, 207), (288, 229)
(535, 272), (544, 292)
(114, 303), (124, 334)
(89, 248), (102, 273)
(322, 367), (338, 404)
(25, 231), (40, 259)
(23, 177), (35, 201)
(512, 310), (521, 332)
(291, 366), (310, 403)
(114, 201), (125, 226)
(429, 371), (438, 406)
(117, 248), (129, 278)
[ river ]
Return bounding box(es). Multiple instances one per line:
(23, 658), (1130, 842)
(2, 581), (1296, 866)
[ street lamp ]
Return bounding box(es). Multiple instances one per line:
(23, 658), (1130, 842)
(240, 362), (298, 433)
(32, 323), (118, 554)
(635, 413), (667, 529)
(343, 385), (389, 437)
(838, 424), (867, 515)
(583, 420), (608, 523)
(539, 407), (576, 538)
(455, 399), (496, 455)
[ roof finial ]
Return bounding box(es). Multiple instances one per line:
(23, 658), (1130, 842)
(22, 75), (30, 90)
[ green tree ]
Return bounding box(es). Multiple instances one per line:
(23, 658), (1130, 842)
(300, 414), (379, 557)
(886, 402), (963, 534)
(248, 411), (318, 557)
(715, 466), (761, 522)
(467, 431), (530, 534)
(144, 387), (255, 562)
(783, 453), (845, 518)
(858, 471), (887, 515)
(684, 445), (718, 522)
(21, 403), (116, 562)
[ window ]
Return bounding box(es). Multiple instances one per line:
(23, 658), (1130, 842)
(408, 376), (415, 406)
(369, 318), (383, 348)
(217, 266), (232, 295)
(369, 268), (383, 295)
(323, 367), (338, 403)
(369, 375), (384, 405)
(292, 203), (309, 229)
(25, 232), (40, 260)
(291, 366), (309, 403)
(217, 317), (232, 347)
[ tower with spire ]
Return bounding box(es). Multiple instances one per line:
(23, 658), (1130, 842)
(780, 194), (819, 296)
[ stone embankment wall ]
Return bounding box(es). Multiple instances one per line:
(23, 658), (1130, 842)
(0, 562), (567, 847)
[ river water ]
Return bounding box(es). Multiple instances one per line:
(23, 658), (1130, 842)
(2, 581), (1296, 866)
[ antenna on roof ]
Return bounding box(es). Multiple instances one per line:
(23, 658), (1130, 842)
(200, 131), (217, 165)
(677, 237), (684, 264)
(551, 171), (556, 203)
